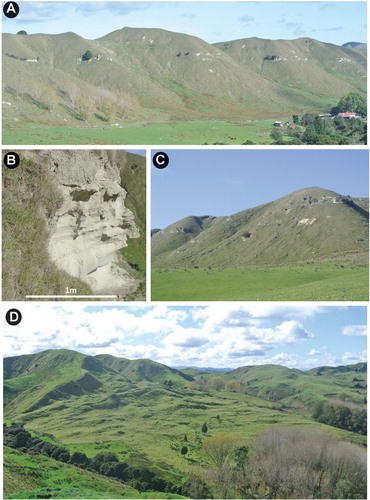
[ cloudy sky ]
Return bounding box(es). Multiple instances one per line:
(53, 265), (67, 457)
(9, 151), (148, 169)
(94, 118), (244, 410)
(3, 304), (367, 370)
(152, 149), (369, 228)
(3, 1), (367, 45)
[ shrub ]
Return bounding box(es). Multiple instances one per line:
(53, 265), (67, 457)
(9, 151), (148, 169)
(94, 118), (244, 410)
(82, 50), (93, 61)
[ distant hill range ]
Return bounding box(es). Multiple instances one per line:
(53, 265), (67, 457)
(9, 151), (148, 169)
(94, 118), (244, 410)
(152, 187), (369, 269)
(4, 349), (367, 423)
(342, 41), (367, 51)
(2, 28), (367, 126)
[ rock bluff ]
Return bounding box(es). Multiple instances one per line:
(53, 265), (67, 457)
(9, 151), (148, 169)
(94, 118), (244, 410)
(22, 150), (140, 295)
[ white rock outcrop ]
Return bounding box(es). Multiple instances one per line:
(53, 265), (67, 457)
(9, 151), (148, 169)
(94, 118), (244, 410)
(22, 150), (141, 296)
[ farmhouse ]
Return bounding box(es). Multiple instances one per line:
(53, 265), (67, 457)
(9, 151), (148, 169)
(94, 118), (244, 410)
(336, 112), (357, 118)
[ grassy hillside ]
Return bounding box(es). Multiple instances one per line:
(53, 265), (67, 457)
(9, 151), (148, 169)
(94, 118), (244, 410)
(4, 446), (184, 499)
(152, 187), (369, 270)
(95, 355), (193, 386)
(3, 29), (366, 144)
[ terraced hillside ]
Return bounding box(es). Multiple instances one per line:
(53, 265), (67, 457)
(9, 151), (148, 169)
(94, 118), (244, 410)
(4, 350), (367, 498)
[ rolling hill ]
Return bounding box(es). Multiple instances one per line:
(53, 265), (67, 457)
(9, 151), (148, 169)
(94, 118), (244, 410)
(4, 349), (367, 498)
(224, 362), (367, 406)
(4, 349), (367, 432)
(4, 349), (193, 417)
(2, 28), (367, 131)
(152, 187), (369, 269)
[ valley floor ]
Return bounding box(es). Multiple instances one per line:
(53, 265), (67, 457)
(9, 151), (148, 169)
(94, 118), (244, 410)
(4, 115), (366, 146)
(2, 119), (286, 146)
(151, 261), (369, 301)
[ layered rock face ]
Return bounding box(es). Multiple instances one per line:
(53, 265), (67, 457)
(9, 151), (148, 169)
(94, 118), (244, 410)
(22, 150), (141, 295)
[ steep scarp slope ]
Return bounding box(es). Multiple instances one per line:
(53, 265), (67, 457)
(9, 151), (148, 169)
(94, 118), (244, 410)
(152, 187), (369, 269)
(214, 37), (367, 97)
(2, 29), (367, 128)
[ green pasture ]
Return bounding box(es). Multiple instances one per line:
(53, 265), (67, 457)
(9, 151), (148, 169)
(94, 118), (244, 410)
(2, 120), (276, 145)
(151, 262), (369, 301)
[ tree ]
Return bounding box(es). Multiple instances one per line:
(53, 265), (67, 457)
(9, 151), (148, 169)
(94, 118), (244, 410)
(312, 401), (324, 420)
(111, 462), (129, 480)
(234, 445), (249, 469)
(17, 30), (27, 35)
(247, 427), (367, 499)
(59, 451), (71, 463)
(225, 380), (243, 393)
(82, 50), (93, 61)
(14, 431), (31, 448)
(201, 422), (208, 434)
(51, 446), (69, 461)
(100, 98), (114, 121)
(292, 114), (300, 124)
(301, 113), (316, 126)
(183, 473), (212, 499)
(302, 130), (320, 145)
(337, 92), (367, 117)
(91, 452), (118, 471)
(208, 377), (225, 391)
(69, 451), (90, 468)
(270, 128), (283, 144)
(181, 446), (188, 456)
(313, 116), (325, 134)
(202, 435), (238, 469)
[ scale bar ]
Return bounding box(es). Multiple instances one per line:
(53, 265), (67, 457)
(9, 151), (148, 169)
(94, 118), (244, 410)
(26, 295), (118, 299)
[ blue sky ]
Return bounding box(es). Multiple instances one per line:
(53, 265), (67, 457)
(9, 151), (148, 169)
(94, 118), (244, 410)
(3, 2), (367, 45)
(152, 149), (369, 228)
(3, 305), (367, 369)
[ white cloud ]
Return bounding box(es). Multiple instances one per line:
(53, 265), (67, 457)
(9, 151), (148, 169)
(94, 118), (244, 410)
(193, 304), (334, 332)
(2, 305), (365, 371)
(8, 2), (68, 24)
(308, 349), (320, 355)
(342, 324), (367, 336)
(341, 349), (367, 364)
(163, 327), (210, 348)
(8, 1), (155, 24)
